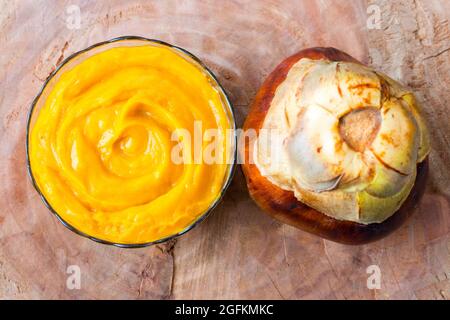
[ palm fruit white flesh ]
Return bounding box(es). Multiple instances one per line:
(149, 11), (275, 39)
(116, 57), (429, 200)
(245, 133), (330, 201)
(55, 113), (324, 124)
(254, 58), (430, 224)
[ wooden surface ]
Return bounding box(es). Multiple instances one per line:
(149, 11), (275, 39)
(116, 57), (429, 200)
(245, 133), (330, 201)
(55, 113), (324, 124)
(0, 0), (449, 299)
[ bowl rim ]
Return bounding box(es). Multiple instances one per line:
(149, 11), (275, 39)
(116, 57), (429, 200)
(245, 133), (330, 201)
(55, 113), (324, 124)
(25, 35), (237, 248)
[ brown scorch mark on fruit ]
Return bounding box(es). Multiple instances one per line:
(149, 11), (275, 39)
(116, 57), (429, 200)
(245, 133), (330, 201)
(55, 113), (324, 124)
(380, 133), (398, 147)
(338, 107), (381, 152)
(348, 83), (379, 90)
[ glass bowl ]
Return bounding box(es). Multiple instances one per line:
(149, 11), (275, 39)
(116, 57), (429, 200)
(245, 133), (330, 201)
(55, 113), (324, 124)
(26, 36), (236, 248)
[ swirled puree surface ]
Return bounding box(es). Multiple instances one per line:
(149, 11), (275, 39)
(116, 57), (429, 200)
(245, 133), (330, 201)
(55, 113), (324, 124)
(29, 45), (233, 244)
(254, 58), (430, 224)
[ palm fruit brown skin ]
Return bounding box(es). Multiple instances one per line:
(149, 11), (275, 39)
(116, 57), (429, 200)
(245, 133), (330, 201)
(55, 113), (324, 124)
(241, 47), (428, 245)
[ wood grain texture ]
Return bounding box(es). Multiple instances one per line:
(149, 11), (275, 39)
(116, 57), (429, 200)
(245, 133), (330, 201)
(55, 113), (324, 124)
(0, 0), (448, 299)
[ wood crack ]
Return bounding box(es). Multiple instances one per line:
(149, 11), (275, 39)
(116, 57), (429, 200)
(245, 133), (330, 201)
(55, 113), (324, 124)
(422, 47), (450, 61)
